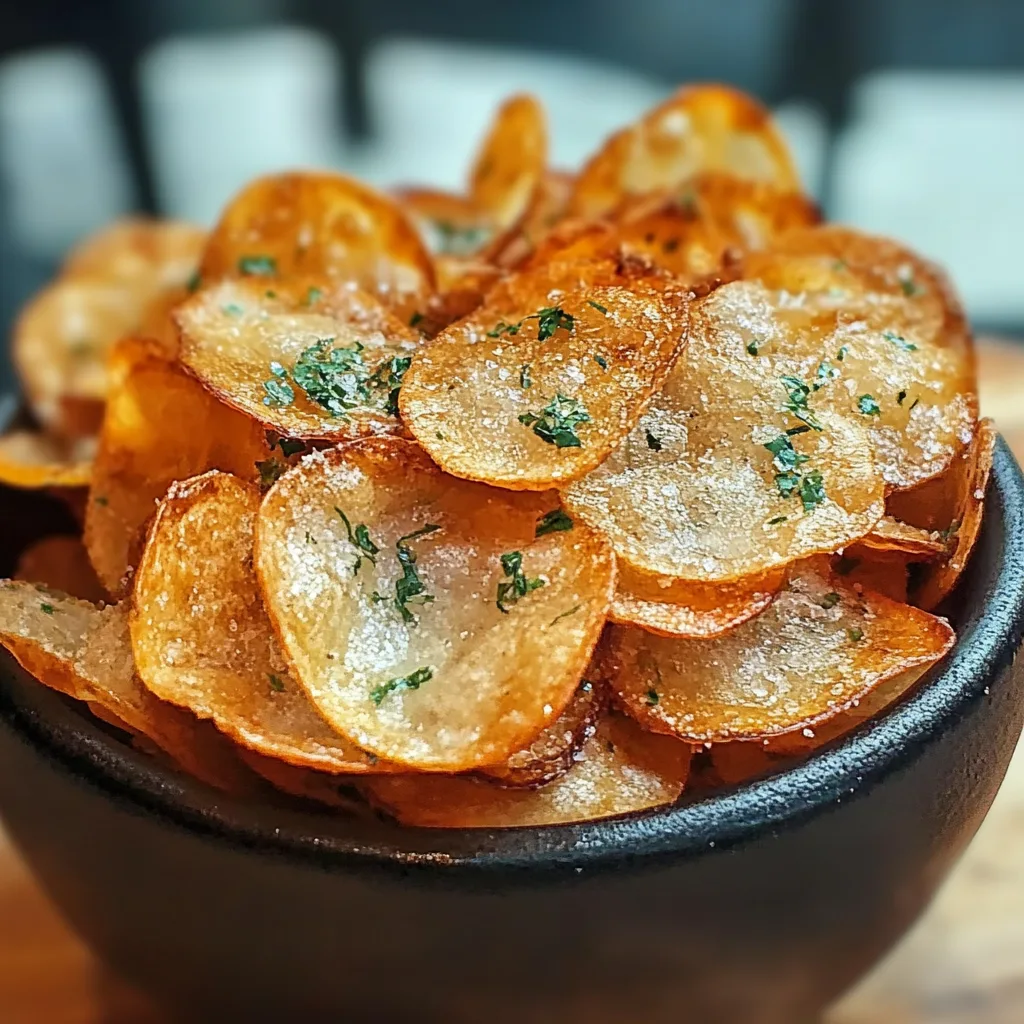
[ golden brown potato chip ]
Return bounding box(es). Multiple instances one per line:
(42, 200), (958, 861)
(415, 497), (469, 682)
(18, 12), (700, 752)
(0, 430), (93, 489)
(400, 259), (692, 489)
(413, 258), (502, 339)
(478, 678), (605, 788)
(84, 338), (269, 596)
(15, 536), (107, 603)
(908, 419), (995, 611)
(609, 173), (819, 284)
(568, 84), (801, 219)
(199, 171), (436, 314)
(131, 471), (393, 773)
(706, 742), (788, 787)
(597, 559), (955, 743)
(857, 516), (946, 559)
(237, 750), (370, 812)
(611, 565), (784, 638)
(395, 187), (495, 256)
(469, 93), (548, 232)
(484, 169), (575, 269)
(564, 281), (886, 582)
(63, 218), (205, 289)
(832, 546), (911, 603)
(255, 439), (616, 771)
(176, 278), (420, 440)
(360, 712), (691, 827)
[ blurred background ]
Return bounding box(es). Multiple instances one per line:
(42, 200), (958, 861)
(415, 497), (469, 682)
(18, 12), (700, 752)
(1, 0), (1023, 358)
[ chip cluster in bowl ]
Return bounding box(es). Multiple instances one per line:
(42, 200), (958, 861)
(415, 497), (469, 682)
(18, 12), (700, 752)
(0, 84), (987, 827)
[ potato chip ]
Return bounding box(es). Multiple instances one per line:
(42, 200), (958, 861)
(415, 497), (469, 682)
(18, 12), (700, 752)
(255, 439), (615, 770)
(237, 750), (370, 812)
(706, 742), (788, 787)
(176, 278), (420, 440)
(478, 678), (604, 787)
(132, 471), (393, 773)
(63, 217), (205, 290)
(84, 338), (269, 595)
(907, 419), (995, 611)
(597, 559), (955, 743)
(360, 712), (691, 827)
(611, 565), (784, 638)
(138, 284), (190, 356)
(568, 84), (801, 219)
(0, 430), (93, 489)
(832, 547), (911, 603)
(485, 168), (575, 269)
(608, 173), (819, 284)
(199, 171), (436, 313)
(15, 536), (107, 603)
(395, 187), (495, 256)
(400, 259), (692, 489)
(564, 282), (886, 582)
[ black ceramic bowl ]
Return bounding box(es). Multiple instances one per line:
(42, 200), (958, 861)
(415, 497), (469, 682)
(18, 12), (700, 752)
(0, 441), (1022, 1024)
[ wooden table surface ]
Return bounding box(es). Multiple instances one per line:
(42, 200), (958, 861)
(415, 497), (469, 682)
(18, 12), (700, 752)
(1, 341), (1023, 1024)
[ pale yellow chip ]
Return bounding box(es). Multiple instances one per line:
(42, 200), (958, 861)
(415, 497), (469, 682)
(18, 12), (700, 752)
(255, 438), (616, 771)
(84, 338), (269, 596)
(400, 259), (692, 489)
(15, 536), (107, 603)
(176, 278), (420, 440)
(611, 564), (784, 638)
(597, 559), (955, 743)
(902, 419), (996, 611)
(469, 93), (548, 231)
(564, 282), (886, 582)
(360, 713), (691, 828)
(131, 470), (393, 773)
(199, 171), (436, 314)
(857, 516), (946, 560)
(568, 84), (801, 219)
(0, 430), (94, 489)
(478, 678), (604, 788)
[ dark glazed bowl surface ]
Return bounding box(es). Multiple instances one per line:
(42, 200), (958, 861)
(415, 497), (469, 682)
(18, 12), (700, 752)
(0, 439), (1022, 1024)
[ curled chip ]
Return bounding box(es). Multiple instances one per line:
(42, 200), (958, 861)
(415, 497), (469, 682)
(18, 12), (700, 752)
(237, 750), (371, 813)
(899, 419), (996, 611)
(568, 84), (801, 219)
(469, 93), (548, 231)
(857, 517), (946, 559)
(15, 536), (107, 603)
(0, 582), (253, 790)
(611, 565), (784, 638)
(85, 338), (269, 596)
(485, 168), (575, 270)
(255, 438), (615, 771)
(199, 171), (436, 313)
(597, 559), (954, 743)
(609, 173), (820, 285)
(400, 259), (691, 489)
(0, 430), (94, 489)
(479, 678), (604, 788)
(564, 281), (885, 582)
(394, 187), (494, 256)
(131, 471), (392, 773)
(177, 279), (420, 440)
(360, 713), (691, 828)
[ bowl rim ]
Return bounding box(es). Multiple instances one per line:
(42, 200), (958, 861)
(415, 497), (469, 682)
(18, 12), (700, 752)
(2, 437), (1023, 880)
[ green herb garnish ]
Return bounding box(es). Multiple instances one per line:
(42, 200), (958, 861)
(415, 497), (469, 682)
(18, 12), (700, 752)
(798, 470), (826, 511)
(263, 362), (296, 408)
(519, 394), (590, 448)
(764, 434), (809, 473)
(747, 340), (760, 355)
(40, 603), (55, 616)
(536, 508), (574, 537)
(488, 306), (575, 342)
(819, 592), (841, 609)
(409, 310), (424, 327)
(394, 524), (441, 623)
(256, 458), (286, 488)
(587, 299), (608, 314)
(780, 374), (823, 430)
(268, 673), (286, 693)
(645, 689), (660, 706)
(767, 515), (788, 525)
(291, 338), (371, 417)
(367, 355), (412, 417)
(186, 269), (201, 293)
(304, 286), (323, 306)
(645, 429), (664, 452)
(335, 507), (379, 575)
(847, 626), (864, 642)
(857, 394), (881, 416)
(496, 550), (545, 613)
(520, 364), (532, 389)
(884, 330), (918, 352)
(371, 666), (433, 706)
(836, 345), (849, 361)
(238, 255), (277, 276)
(549, 604), (583, 626)
(897, 389), (908, 406)
(594, 354), (608, 370)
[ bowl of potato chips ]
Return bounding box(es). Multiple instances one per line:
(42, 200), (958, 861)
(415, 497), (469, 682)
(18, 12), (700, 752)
(0, 84), (1021, 1023)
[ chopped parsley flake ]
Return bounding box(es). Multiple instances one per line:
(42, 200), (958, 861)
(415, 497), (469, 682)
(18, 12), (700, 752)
(367, 355), (412, 416)
(409, 311), (424, 327)
(40, 603), (55, 615)
(593, 354), (608, 370)
(884, 330), (918, 352)
(519, 393), (590, 448)
(268, 673), (286, 692)
(780, 374), (823, 430)
(394, 524), (441, 623)
(536, 508), (574, 537)
(587, 299), (608, 314)
(262, 362), (296, 408)
(909, 397), (920, 410)
(645, 689), (660, 706)
(764, 434), (809, 474)
(746, 340), (760, 355)
(549, 603), (583, 626)
(304, 286), (323, 306)
(94, 495), (109, 507)
(256, 458), (286, 488)
(238, 255), (277, 276)
(898, 267), (920, 296)
(897, 389), (908, 406)
(186, 269), (201, 293)
(222, 303), (244, 317)
(496, 550), (545, 613)
(799, 470), (826, 512)
(520, 364), (532, 389)
(371, 666), (433, 706)
(645, 429), (664, 452)
(819, 592), (841, 609)
(488, 306), (575, 342)
(836, 345), (849, 361)
(434, 221), (490, 256)
(847, 626), (864, 642)
(292, 338), (371, 417)
(857, 394), (881, 416)
(487, 319), (521, 339)
(767, 515), (788, 525)
(814, 360), (839, 389)
(335, 507), (379, 575)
